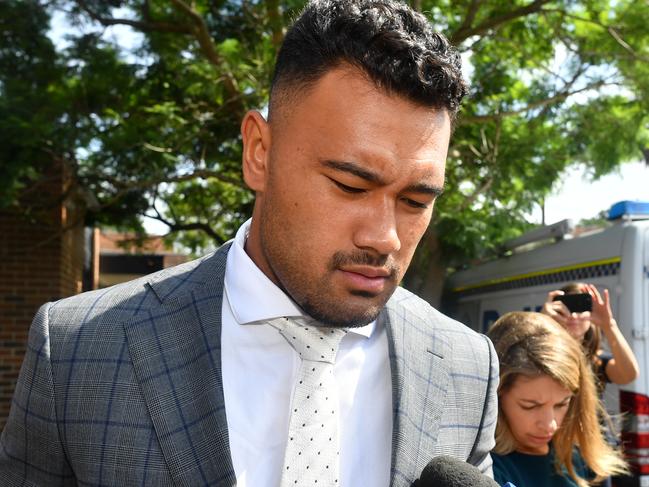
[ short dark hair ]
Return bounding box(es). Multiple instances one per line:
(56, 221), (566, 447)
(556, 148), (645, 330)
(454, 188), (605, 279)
(270, 0), (468, 119)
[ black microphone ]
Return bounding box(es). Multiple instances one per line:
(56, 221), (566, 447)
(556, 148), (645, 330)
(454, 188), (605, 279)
(416, 455), (502, 487)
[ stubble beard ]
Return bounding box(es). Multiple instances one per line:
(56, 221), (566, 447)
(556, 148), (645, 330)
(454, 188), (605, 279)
(297, 289), (389, 328)
(257, 190), (401, 327)
(268, 246), (401, 328)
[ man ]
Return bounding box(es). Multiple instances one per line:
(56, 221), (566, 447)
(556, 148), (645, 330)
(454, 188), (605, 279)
(0, 0), (498, 485)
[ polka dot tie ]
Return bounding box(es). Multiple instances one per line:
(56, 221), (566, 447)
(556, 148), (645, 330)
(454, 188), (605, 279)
(269, 316), (348, 486)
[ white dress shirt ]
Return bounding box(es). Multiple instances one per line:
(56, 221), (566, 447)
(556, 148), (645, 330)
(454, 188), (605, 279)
(222, 219), (392, 486)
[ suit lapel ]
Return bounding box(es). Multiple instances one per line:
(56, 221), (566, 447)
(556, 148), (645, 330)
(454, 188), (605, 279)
(124, 245), (236, 487)
(383, 293), (451, 487)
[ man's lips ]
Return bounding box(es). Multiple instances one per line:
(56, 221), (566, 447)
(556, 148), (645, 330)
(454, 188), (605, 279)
(338, 266), (392, 293)
(340, 265), (392, 278)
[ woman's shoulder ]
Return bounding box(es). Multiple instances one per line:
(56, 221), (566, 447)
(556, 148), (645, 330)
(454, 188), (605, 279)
(570, 448), (593, 479)
(492, 450), (582, 487)
(492, 451), (519, 481)
(493, 450), (551, 468)
(492, 451), (551, 486)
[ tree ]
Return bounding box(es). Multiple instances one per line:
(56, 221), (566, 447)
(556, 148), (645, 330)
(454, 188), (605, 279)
(0, 2), (68, 206)
(2, 0), (647, 303)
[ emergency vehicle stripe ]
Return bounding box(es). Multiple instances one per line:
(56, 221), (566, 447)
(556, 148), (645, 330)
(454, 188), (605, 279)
(451, 257), (621, 297)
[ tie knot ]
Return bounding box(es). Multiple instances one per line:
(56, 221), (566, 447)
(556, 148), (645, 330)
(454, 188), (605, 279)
(269, 317), (347, 363)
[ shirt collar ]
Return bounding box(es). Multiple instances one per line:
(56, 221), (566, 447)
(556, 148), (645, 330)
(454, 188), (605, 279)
(224, 218), (375, 338)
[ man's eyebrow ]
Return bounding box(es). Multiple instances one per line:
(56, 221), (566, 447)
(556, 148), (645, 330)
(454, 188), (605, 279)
(321, 159), (383, 184)
(321, 159), (444, 196)
(405, 182), (445, 197)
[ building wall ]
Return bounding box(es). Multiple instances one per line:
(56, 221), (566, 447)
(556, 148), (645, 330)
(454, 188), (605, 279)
(98, 230), (188, 288)
(0, 169), (189, 429)
(0, 162), (85, 428)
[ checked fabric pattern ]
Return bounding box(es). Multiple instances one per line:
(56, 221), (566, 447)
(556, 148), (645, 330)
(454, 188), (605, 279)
(269, 317), (348, 486)
(0, 240), (498, 487)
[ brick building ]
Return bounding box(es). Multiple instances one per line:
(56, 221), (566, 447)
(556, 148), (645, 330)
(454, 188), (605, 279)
(0, 161), (85, 428)
(97, 230), (188, 288)
(0, 164), (188, 428)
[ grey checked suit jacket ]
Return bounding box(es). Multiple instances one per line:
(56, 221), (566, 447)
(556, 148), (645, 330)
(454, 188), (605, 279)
(0, 243), (498, 486)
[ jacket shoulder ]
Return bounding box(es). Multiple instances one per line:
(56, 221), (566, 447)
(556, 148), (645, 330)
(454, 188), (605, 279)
(388, 286), (490, 351)
(47, 244), (230, 326)
(39, 244), (230, 354)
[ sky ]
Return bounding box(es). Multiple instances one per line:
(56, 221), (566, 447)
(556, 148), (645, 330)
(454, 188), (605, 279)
(530, 160), (648, 225)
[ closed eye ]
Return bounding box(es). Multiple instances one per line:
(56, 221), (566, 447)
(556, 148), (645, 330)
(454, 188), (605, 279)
(403, 197), (430, 209)
(330, 178), (366, 194)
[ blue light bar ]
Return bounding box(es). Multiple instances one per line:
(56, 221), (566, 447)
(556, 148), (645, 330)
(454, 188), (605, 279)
(608, 200), (649, 220)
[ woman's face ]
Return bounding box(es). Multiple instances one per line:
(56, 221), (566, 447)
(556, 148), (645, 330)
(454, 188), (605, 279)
(562, 311), (592, 341)
(557, 287), (592, 341)
(500, 374), (573, 455)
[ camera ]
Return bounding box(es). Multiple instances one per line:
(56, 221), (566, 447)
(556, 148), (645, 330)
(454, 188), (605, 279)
(552, 293), (592, 313)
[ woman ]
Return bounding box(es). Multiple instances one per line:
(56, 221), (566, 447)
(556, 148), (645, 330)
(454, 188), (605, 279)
(488, 312), (627, 487)
(542, 282), (638, 391)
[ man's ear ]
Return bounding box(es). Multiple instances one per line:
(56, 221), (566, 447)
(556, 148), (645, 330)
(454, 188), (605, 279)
(241, 110), (271, 192)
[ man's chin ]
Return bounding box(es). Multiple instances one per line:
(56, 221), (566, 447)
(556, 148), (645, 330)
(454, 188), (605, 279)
(299, 291), (393, 328)
(306, 308), (381, 328)
(349, 289), (381, 299)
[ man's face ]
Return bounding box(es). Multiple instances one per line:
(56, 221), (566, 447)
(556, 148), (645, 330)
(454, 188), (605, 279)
(241, 66), (450, 326)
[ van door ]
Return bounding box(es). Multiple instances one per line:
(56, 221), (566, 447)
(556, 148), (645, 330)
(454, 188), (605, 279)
(642, 225), (649, 394)
(620, 225), (649, 486)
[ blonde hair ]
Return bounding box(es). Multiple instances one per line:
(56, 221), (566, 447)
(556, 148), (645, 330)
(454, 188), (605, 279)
(488, 312), (627, 487)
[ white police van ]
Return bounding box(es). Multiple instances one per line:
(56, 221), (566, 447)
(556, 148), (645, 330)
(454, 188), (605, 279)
(445, 201), (649, 486)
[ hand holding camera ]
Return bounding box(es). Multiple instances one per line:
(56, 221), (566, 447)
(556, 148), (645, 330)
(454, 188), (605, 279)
(544, 283), (614, 333)
(582, 283), (615, 331)
(542, 282), (639, 387)
(552, 292), (592, 313)
(542, 289), (589, 327)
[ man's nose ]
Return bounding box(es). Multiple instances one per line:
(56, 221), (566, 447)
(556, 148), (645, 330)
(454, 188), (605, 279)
(353, 199), (401, 255)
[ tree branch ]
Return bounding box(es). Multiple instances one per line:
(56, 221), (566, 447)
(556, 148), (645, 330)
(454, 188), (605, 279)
(460, 176), (494, 212)
(75, 0), (244, 113)
(459, 79), (611, 124)
(76, 0), (192, 34)
(167, 221), (223, 243)
(150, 194), (168, 227)
(144, 208), (224, 243)
(453, 0), (484, 39)
(265, 0), (285, 48)
(607, 26), (643, 59)
(167, 0), (221, 67)
(451, 0), (554, 44)
(99, 168), (247, 193)
(541, 8), (649, 62)
(168, 0), (241, 105)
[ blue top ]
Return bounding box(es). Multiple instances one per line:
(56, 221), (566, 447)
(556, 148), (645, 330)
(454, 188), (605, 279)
(493, 449), (591, 487)
(608, 200), (649, 220)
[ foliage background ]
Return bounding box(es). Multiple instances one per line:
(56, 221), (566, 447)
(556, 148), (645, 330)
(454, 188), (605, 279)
(1, 0), (647, 302)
